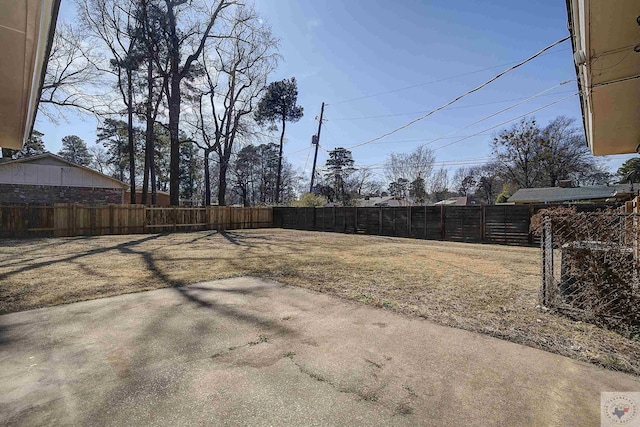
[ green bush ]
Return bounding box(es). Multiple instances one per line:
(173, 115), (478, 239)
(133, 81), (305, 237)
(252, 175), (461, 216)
(291, 192), (328, 207)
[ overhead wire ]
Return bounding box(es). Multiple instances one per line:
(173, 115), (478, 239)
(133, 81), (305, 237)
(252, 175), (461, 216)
(402, 80), (574, 150)
(332, 46), (572, 105)
(342, 36), (571, 150)
(360, 159), (493, 171)
(431, 93), (578, 152)
(324, 81), (574, 154)
(330, 89), (576, 121)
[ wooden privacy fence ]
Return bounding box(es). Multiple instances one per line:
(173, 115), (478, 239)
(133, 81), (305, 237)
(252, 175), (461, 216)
(0, 204), (272, 238)
(273, 204), (618, 246)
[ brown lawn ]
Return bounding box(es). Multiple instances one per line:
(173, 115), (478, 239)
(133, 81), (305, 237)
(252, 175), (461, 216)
(0, 229), (638, 375)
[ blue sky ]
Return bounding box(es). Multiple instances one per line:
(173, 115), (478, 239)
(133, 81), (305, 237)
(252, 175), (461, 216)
(37, 0), (636, 182)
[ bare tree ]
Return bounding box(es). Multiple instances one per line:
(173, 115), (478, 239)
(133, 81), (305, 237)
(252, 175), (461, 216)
(89, 145), (111, 174)
(429, 167), (450, 202)
(475, 163), (502, 204)
(77, 0), (145, 203)
(349, 167), (382, 198)
(136, 0), (169, 205)
(492, 116), (608, 189)
(384, 146), (436, 186)
(452, 166), (477, 196)
(539, 116), (605, 186)
(192, 5), (278, 205)
(154, 0), (234, 205)
(492, 117), (544, 189)
(39, 23), (104, 120)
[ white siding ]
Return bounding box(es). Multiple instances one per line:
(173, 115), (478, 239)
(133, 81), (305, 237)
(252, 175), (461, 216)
(0, 163), (124, 189)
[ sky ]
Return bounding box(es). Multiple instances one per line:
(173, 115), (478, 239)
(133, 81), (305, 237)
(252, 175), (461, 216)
(37, 0), (637, 185)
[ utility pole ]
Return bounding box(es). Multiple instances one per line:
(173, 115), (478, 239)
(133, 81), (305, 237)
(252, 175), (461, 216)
(309, 102), (325, 193)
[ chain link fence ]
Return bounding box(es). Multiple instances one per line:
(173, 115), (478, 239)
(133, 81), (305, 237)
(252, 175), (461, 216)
(536, 208), (640, 336)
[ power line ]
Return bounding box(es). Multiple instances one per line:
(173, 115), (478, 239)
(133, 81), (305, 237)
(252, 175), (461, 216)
(326, 81), (573, 153)
(410, 81), (573, 150)
(343, 36), (571, 150)
(329, 93), (577, 175)
(302, 142), (313, 174)
(332, 46), (571, 105)
(371, 133), (493, 144)
(330, 89), (576, 121)
(360, 158), (493, 170)
(431, 93), (578, 152)
(592, 74), (640, 88)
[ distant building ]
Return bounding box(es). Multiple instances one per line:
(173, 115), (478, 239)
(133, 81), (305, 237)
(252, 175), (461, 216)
(0, 153), (128, 204)
(508, 183), (637, 205)
(434, 196), (478, 206)
(125, 189), (171, 206)
(355, 196), (408, 207)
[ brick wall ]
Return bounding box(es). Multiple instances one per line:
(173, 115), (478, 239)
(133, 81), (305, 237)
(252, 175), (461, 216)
(0, 184), (123, 205)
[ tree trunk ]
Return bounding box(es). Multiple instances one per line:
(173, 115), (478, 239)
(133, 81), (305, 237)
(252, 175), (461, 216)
(242, 187), (249, 207)
(204, 149), (211, 206)
(218, 158), (228, 206)
(127, 71), (136, 205)
(168, 79), (181, 206)
(150, 140), (157, 205)
(142, 61), (154, 206)
(275, 116), (286, 204)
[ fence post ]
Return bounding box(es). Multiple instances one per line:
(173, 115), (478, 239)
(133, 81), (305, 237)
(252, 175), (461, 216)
(392, 207), (396, 236)
(70, 204), (76, 237)
(173, 206), (177, 232)
(528, 204), (534, 245)
(355, 206), (358, 232)
(424, 206), (428, 239)
(481, 205), (486, 243)
(333, 206), (336, 232)
(109, 204), (114, 234)
(440, 205), (445, 240)
(408, 206), (412, 237)
(540, 215), (553, 307)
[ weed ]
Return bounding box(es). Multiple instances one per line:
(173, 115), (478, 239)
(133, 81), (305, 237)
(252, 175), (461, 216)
(249, 334), (268, 346)
(395, 402), (414, 415)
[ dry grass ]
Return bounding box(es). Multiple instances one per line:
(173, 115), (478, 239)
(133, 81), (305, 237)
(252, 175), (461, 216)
(1, 229), (638, 375)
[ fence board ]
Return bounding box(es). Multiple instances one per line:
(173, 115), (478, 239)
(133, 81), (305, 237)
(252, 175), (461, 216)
(0, 204), (272, 238)
(272, 203), (621, 247)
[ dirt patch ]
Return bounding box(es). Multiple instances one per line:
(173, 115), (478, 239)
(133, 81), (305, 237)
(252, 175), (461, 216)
(0, 229), (638, 375)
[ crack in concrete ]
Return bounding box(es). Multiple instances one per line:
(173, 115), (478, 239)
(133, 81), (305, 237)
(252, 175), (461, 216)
(286, 355), (388, 405)
(210, 335), (269, 359)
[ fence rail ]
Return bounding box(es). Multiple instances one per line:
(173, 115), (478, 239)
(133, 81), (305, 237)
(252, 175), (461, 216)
(1, 203), (622, 243)
(0, 204), (272, 238)
(273, 204), (618, 246)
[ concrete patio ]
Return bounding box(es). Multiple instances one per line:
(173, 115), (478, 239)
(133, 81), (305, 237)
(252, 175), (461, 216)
(1, 277), (637, 426)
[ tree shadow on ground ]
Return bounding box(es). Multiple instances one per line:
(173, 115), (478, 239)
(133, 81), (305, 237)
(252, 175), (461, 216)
(114, 241), (296, 337)
(0, 234), (163, 282)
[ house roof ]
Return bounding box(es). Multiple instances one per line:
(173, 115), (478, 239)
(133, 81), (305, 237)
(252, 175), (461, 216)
(0, 0), (61, 150)
(565, 0), (640, 155)
(434, 196), (469, 206)
(0, 153), (129, 188)
(508, 184), (637, 203)
(356, 196), (405, 207)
